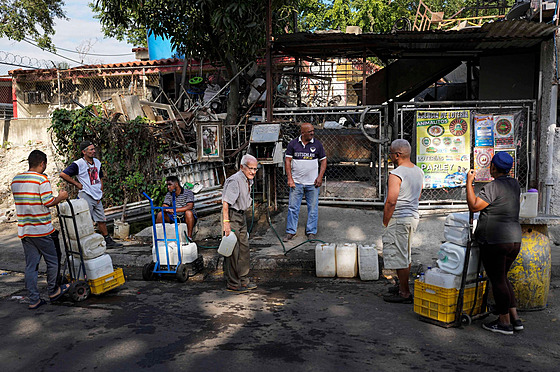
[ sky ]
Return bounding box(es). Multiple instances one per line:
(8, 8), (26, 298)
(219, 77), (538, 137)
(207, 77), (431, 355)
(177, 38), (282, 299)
(0, 0), (137, 77)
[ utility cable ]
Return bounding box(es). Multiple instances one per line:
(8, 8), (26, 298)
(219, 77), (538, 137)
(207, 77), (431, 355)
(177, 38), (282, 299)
(22, 38), (82, 65)
(49, 45), (134, 57)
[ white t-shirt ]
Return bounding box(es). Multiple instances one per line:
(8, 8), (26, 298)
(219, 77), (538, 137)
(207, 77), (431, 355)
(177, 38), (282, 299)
(65, 158), (103, 200)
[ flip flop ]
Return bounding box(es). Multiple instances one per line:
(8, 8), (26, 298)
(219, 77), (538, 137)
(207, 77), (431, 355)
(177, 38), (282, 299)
(28, 298), (47, 310)
(49, 283), (71, 302)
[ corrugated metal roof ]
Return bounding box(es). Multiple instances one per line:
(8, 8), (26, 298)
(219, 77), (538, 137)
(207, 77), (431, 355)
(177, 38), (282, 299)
(273, 20), (558, 59)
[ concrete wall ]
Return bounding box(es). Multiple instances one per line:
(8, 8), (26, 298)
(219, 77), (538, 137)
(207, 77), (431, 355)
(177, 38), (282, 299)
(538, 38), (558, 216)
(4, 118), (52, 146)
(479, 53), (536, 99)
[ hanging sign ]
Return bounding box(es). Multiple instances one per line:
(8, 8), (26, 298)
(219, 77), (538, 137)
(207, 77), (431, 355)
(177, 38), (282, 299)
(474, 115), (494, 147)
(474, 147), (494, 181)
(416, 110), (471, 189)
(494, 114), (515, 148)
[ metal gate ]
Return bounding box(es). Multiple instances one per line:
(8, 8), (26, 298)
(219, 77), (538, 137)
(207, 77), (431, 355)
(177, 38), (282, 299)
(394, 100), (536, 204)
(272, 106), (389, 203)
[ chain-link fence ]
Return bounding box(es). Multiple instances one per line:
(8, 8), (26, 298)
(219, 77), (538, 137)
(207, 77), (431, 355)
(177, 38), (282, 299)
(272, 106), (388, 202)
(395, 100), (536, 203)
(17, 67), (161, 116)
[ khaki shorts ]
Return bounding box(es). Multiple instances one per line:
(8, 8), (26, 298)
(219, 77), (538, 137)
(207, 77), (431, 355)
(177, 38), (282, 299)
(382, 216), (419, 269)
(78, 191), (106, 222)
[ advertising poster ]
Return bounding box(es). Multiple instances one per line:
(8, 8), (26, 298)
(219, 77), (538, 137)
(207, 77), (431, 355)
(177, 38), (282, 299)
(494, 114), (515, 148)
(504, 148), (516, 178)
(416, 110), (471, 188)
(474, 147), (494, 181)
(474, 115), (494, 147)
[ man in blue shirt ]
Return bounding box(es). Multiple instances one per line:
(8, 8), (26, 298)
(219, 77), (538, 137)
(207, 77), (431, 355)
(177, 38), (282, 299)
(284, 123), (327, 242)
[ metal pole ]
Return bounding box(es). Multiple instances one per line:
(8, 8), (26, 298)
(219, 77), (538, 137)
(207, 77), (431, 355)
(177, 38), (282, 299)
(57, 69), (61, 108)
(362, 50), (367, 105)
(266, 0), (273, 122)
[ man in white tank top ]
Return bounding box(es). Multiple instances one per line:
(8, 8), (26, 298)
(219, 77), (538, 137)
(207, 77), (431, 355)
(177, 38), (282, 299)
(382, 139), (424, 304)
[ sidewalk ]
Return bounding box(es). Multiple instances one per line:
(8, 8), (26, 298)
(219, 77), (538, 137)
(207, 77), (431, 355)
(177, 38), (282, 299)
(1, 205), (559, 279)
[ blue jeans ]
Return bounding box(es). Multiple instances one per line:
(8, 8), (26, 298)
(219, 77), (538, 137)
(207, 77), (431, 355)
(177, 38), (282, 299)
(22, 235), (59, 303)
(286, 183), (319, 235)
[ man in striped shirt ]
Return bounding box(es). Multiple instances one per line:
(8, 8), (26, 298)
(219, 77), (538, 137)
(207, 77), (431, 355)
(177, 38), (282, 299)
(156, 175), (197, 241)
(11, 150), (70, 309)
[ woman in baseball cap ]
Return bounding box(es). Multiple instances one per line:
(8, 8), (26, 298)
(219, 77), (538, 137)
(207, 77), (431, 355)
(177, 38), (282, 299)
(466, 151), (522, 335)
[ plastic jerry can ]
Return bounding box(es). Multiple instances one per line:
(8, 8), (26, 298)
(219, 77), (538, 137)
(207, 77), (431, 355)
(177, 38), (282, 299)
(181, 242), (198, 264)
(437, 242), (481, 276)
(443, 225), (469, 246)
(424, 267), (462, 289)
(218, 232), (237, 257)
(68, 233), (106, 260)
(69, 253), (114, 280)
(445, 212), (479, 228)
(153, 241), (199, 265)
(315, 243), (336, 277)
(336, 243), (358, 278)
(58, 199), (94, 240)
(519, 189), (538, 218)
(152, 223), (188, 245)
(358, 244), (379, 281)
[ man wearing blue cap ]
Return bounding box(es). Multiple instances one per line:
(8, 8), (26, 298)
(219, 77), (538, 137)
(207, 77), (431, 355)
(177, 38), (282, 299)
(466, 151), (523, 335)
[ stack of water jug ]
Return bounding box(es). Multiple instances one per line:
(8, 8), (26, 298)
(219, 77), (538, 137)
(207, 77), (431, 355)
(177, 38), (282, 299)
(424, 212), (481, 289)
(151, 223), (198, 265)
(315, 243), (379, 281)
(59, 199), (115, 280)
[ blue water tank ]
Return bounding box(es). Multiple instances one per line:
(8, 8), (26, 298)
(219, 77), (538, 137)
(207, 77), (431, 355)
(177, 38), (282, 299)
(147, 30), (184, 60)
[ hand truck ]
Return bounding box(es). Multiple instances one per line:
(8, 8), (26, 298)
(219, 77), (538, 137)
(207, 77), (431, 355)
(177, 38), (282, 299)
(142, 192), (203, 282)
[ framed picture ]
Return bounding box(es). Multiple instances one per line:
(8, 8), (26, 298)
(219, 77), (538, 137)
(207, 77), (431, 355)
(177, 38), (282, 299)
(197, 121), (224, 162)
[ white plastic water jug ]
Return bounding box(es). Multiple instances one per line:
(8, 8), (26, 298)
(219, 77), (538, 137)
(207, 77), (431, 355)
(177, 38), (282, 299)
(424, 267), (462, 289)
(445, 212), (479, 227)
(153, 241), (198, 265)
(443, 225), (470, 246)
(113, 220), (130, 239)
(315, 243), (336, 277)
(151, 223), (189, 245)
(69, 233), (106, 259)
(336, 243), (358, 278)
(59, 199), (94, 240)
(519, 189), (538, 218)
(437, 242), (481, 276)
(69, 253), (114, 280)
(217, 232), (237, 257)
(358, 244), (379, 281)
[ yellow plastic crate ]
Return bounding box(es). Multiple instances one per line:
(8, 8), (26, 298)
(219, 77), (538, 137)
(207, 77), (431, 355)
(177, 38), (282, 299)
(413, 279), (486, 324)
(88, 268), (125, 295)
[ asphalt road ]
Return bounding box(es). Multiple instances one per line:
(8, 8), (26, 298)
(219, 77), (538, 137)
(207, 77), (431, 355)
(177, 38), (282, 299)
(1, 271), (559, 372)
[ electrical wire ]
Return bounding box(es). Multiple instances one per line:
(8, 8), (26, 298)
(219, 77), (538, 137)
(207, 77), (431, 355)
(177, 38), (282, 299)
(22, 38), (82, 65)
(50, 44), (134, 57)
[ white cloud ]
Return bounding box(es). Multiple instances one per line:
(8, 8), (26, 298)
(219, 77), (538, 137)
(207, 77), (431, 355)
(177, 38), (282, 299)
(0, 0), (137, 76)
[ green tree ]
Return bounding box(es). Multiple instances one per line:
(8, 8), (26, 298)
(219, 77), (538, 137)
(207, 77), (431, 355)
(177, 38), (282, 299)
(88, 2), (147, 47)
(92, 0), (297, 124)
(0, 0), (66, 51)
(298, 0), (414, 33)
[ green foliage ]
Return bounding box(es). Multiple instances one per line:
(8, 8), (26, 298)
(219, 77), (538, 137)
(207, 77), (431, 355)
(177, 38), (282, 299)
(148, 177), (168, 207)
(49, 106), (169, 206)
(0, 0), (66, 51)
(92, 0), (298, 124)
(88, 1), (147, 47)
(298, 0), (413, 33)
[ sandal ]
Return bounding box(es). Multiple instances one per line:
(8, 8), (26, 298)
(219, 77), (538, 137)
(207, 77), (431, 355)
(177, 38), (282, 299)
(28, 298), (47, 310)
(49, 283), (71, 302)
